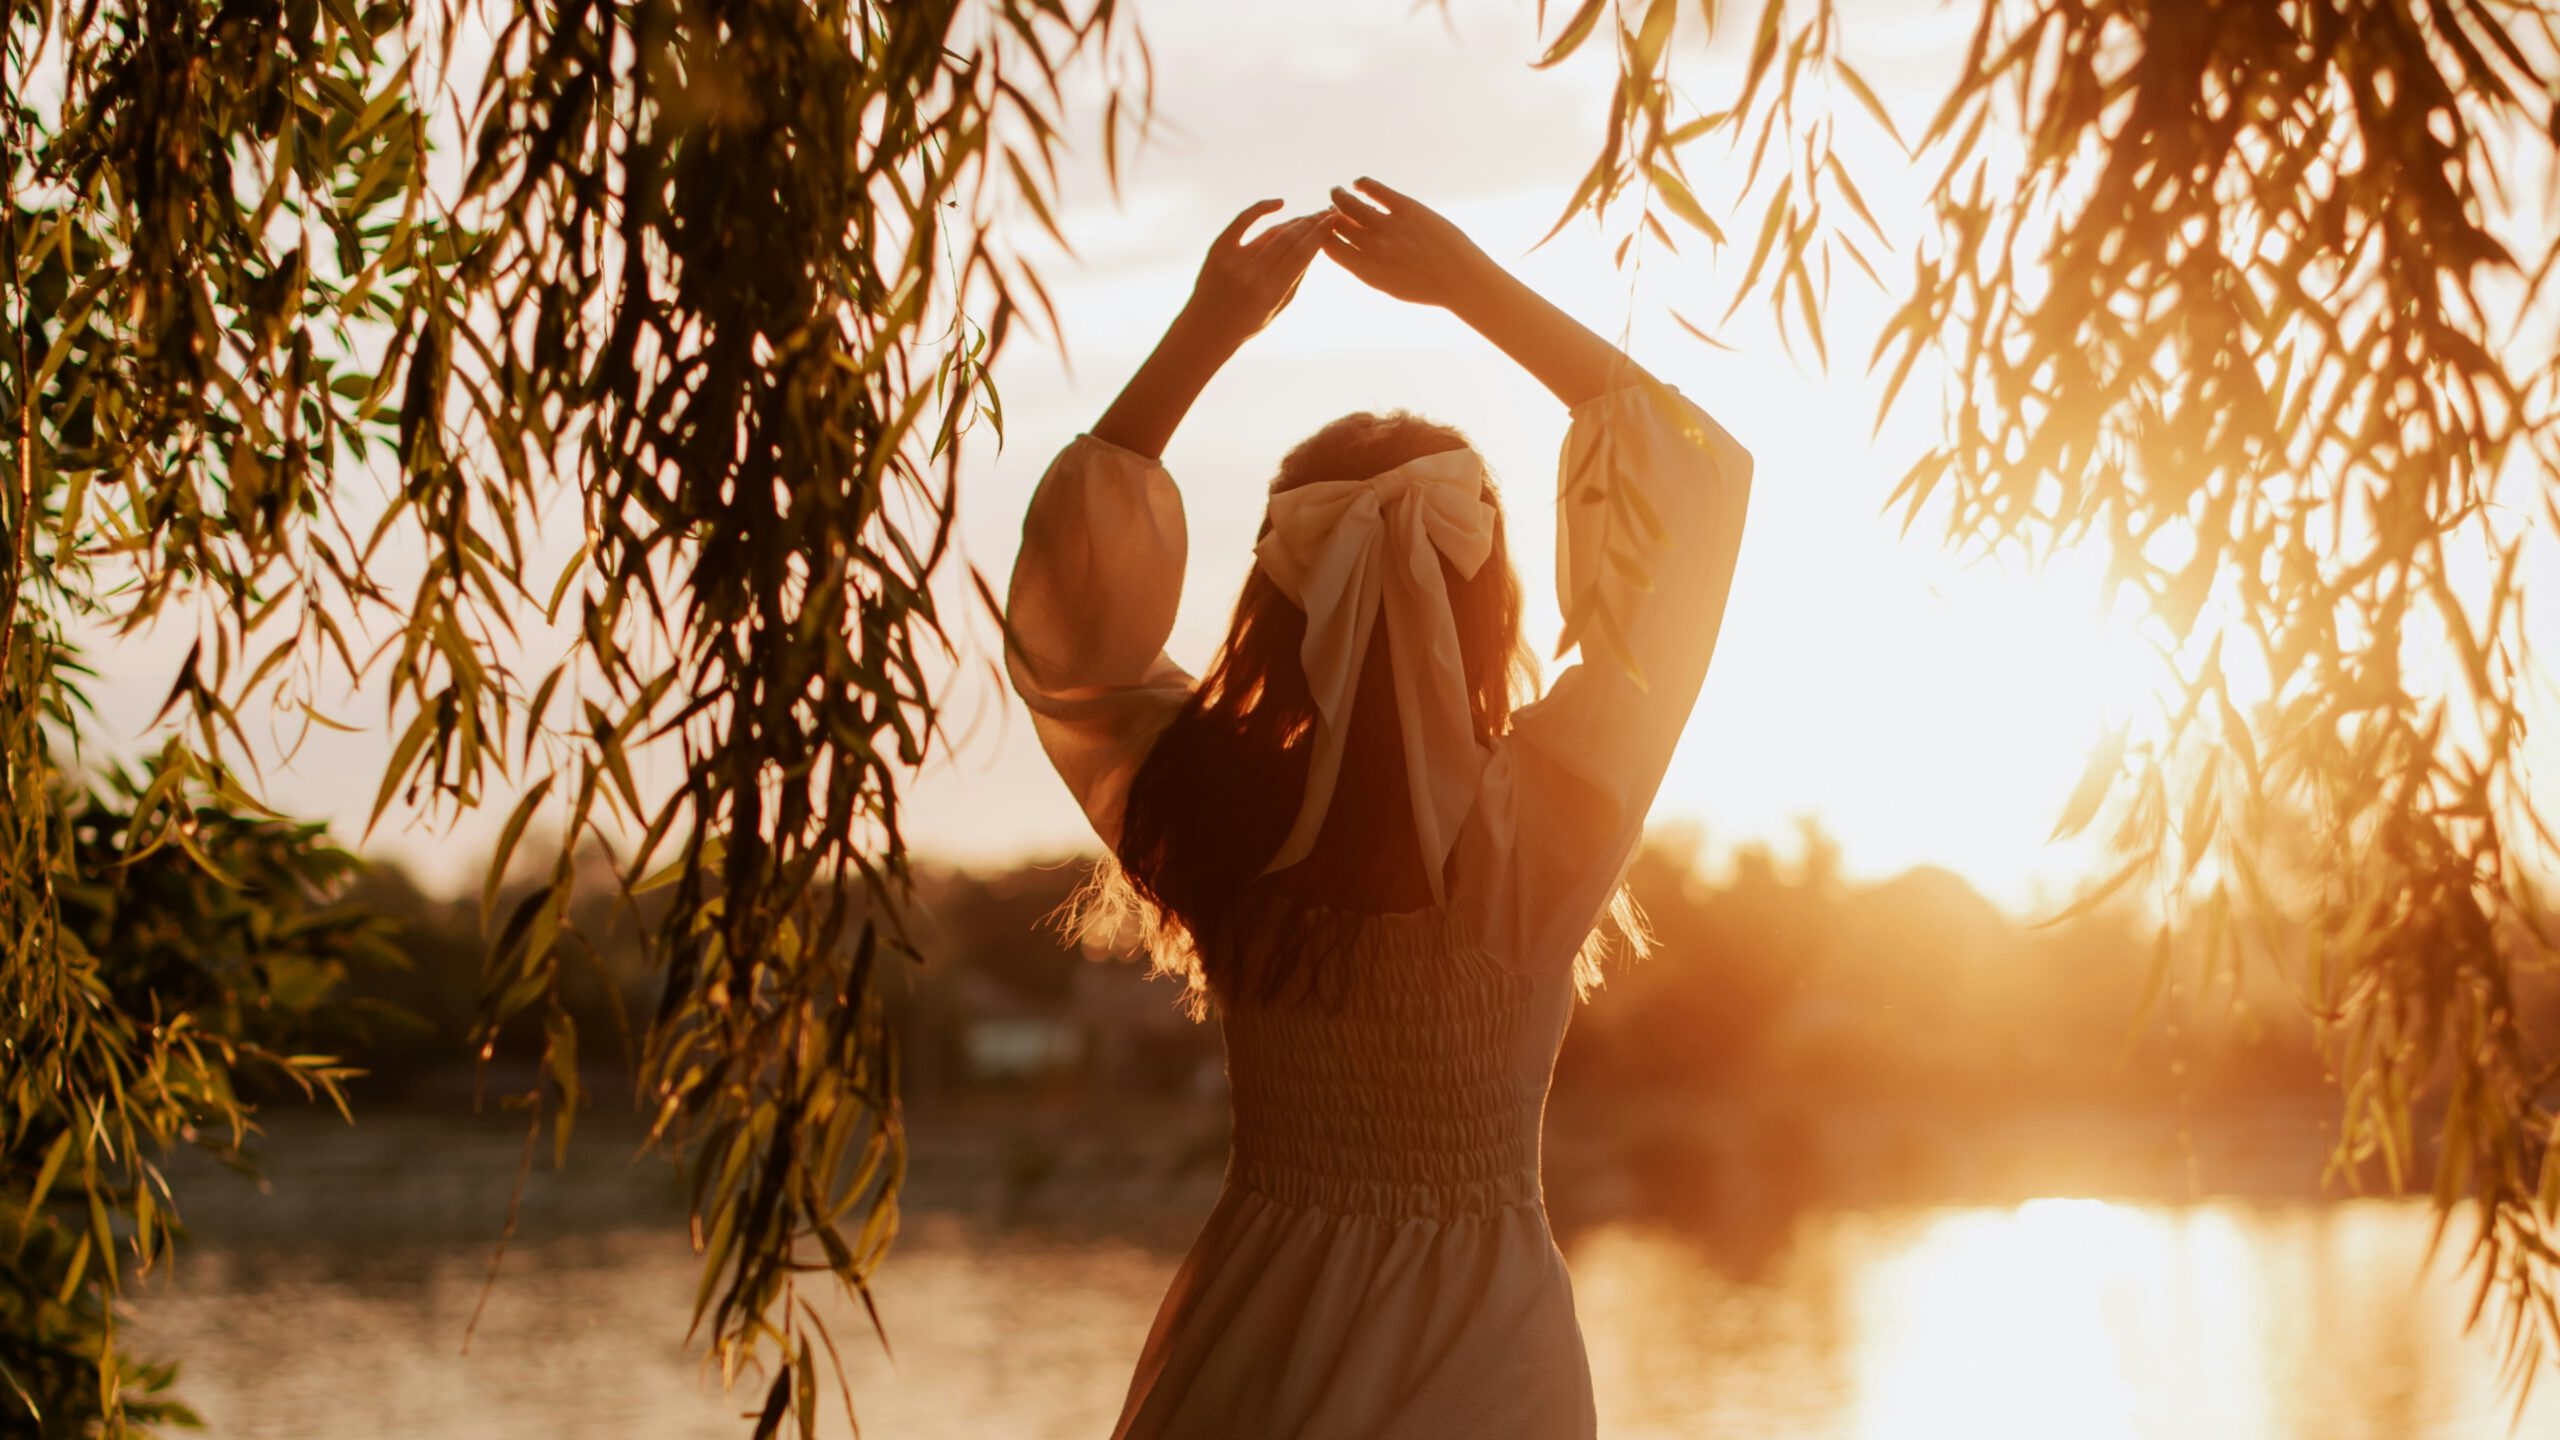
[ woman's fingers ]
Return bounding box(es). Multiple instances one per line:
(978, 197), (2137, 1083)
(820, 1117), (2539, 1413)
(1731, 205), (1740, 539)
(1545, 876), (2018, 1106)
(1274, 213), (1335, 272)
(1245, 211), (1327, 259)
(1319, 229), (1379, 284)
(1216, 198), (1286, 251)
(1328, 185), (1389, 228)
(1240, 211), (1301, 255)
(1352, 176), (1413, 211)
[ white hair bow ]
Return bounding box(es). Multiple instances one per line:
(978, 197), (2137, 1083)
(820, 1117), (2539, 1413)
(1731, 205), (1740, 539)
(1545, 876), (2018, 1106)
(1251, 446), (1498, 904)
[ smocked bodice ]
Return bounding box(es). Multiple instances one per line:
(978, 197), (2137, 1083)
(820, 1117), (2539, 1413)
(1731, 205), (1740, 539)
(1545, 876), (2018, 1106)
(1218, 906), (1571, 1222)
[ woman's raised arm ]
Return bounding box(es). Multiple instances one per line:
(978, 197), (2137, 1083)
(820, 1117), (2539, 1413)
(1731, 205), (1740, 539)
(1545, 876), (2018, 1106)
(1006, 200), (1334, 849)
(1321, 177), (1641, 409)
(1091, 201), (1337, 458)
(1325, 176), (1755, 976)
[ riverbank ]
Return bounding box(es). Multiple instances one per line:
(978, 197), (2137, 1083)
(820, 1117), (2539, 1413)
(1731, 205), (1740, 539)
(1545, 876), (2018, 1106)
(164, 1087), (2363, 1253)
(131, 1105), (2558, 1440)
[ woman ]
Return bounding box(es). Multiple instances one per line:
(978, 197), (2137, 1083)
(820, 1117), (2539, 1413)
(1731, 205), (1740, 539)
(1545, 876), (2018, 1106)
(1004, 178), (1752, 1440)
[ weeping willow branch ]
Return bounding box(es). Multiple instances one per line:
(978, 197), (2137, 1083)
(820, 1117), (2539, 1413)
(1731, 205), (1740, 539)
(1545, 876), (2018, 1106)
(1535, 0), (2560, 1401)
(3, 0), (1145, 1432)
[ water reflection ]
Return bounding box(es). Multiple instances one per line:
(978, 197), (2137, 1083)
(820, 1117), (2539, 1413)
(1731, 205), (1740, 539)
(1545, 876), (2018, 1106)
(140, 1188), (2560, 1439)
(1848, 1200), (2273, 1440)
(1575, 1198), (2543, 1440)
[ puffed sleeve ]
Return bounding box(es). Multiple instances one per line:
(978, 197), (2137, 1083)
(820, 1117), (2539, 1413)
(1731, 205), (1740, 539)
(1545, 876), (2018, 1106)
(1004, 433), (1198, 850)
(1467, 380), (1753, 976)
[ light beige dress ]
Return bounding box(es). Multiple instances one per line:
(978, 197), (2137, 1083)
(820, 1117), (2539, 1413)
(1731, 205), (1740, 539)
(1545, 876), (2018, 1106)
(1005, 383), (1752, 1440)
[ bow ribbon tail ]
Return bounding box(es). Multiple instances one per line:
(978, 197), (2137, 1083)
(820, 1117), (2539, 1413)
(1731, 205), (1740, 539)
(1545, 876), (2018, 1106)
(1252, 454), (1498, 903)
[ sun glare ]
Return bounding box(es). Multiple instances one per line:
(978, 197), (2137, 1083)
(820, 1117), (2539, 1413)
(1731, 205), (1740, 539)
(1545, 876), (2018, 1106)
(1849, 1199), (2275, 1440)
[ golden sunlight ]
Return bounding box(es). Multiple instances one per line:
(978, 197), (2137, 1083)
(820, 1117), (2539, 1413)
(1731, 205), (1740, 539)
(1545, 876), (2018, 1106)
(1848, 1200), (2272, 1440)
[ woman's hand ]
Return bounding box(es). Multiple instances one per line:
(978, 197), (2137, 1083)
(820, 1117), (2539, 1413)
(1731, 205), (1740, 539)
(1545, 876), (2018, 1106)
(1181, 199), (1337, 346)
(1090, 200), (1333, 458)
(1329, 176), (1645, 408)
(1320, 178), (1501, 310)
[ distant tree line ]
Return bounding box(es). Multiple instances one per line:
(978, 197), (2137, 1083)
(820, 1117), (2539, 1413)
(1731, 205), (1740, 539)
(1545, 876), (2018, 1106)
(335, 826), (2359, 1119)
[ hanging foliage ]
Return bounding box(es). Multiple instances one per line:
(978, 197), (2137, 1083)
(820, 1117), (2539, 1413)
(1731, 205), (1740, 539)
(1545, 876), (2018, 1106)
(3, 0), (1144, 1432)
(0, 748), (395, 1435)
(1533, 0), (2560, 1401)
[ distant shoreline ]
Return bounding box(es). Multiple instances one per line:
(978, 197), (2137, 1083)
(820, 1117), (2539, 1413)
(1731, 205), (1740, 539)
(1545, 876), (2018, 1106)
(161, 1088), (2376, 1254)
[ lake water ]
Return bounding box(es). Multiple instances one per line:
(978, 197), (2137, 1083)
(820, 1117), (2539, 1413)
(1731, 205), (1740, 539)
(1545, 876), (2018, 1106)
(132, 1112), (2560, 1440)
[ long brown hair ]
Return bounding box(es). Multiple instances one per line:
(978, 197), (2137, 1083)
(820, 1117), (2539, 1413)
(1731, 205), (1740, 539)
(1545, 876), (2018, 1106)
(1083, 409), (1541, 1010)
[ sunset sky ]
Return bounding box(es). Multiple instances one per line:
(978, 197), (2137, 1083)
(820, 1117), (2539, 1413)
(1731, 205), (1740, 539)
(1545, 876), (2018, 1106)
(76, 0), (2560, 916)
(907, 1), (2146, 914)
